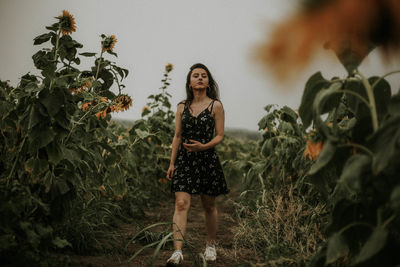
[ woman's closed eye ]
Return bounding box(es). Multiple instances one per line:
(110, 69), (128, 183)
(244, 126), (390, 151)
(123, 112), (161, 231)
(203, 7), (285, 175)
(193, 74), (207, 78)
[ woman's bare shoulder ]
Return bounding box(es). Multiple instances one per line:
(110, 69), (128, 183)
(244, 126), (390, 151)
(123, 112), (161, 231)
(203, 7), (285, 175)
(176, 101), (186, 114)
(213, 100), (224, 110)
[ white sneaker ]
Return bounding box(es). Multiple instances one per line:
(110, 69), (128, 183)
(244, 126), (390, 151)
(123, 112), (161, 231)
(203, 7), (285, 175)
(204, 245), (216, 261)
(166, 250), (183, 266)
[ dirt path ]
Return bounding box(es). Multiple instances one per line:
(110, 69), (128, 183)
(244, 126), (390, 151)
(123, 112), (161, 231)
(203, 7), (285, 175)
(71, 189), (256, 266)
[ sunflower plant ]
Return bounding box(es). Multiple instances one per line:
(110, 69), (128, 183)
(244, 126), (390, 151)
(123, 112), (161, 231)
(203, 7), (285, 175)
(125, 64), (176, 196)
(258, 0), (400, 265)
(0, 10), (136, 264)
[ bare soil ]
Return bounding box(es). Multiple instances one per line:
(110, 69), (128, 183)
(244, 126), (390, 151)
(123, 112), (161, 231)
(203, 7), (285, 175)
(70, 190), (257, 267)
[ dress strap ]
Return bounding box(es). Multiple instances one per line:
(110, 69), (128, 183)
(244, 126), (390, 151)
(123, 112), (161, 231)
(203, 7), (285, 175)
(209, 100), (216, 112)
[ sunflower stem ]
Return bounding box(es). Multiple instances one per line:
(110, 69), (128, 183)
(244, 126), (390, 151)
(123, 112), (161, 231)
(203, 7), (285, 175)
(64, 102), (104, 143)
(54, 24), (61, 62)
(49, 24), (62, 91)
(95, 49), (104, 82)
(6, 136), (27, 185)
(109, 68), (122, 95)
(355, 69), (379, 132)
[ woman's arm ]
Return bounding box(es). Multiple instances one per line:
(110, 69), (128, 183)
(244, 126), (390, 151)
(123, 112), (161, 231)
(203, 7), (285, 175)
(166, 103), (184, 179)
(184, 100), (224, 151)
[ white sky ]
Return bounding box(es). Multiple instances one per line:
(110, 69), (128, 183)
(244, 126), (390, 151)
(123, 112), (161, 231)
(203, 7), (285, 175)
(1, 0), (399, 130)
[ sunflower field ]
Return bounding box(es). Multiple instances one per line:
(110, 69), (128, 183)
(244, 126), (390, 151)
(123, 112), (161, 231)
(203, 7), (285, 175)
(2, 2), (400, 266)
(0, 10), (177, 265)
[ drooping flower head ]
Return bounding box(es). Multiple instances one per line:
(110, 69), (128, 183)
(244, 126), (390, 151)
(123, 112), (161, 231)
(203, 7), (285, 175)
(58, 10), (76, 35)
(114, 94), (132, 111)
(257, 0), (400, 79)
(102, 35), (117, 52)
(68, 78), (93, 95)
(165, 63), (174, 73)
(108, 94), (133, 113)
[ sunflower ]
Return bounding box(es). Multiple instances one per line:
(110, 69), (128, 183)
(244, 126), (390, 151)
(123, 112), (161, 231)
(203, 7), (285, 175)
(165, 63), (174, 73)
(102, 35), (117, 52)
(68, 78), (92, 95)
(113, 94), (132, 112)
(257, 0), (400, 79)
(58, 10), (76, 35)
(304, 140), (324, 160)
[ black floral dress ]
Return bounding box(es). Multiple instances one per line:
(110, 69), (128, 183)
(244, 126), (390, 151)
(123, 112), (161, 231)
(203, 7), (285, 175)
(171, 100), (229, 196)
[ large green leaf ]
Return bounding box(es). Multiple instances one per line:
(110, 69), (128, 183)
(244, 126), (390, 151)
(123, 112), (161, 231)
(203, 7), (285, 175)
(33, 33), (53, 45)
(63, 148), (81, 164)
(39, 89), (65, 117)
(325, 232), (349, 264)
(312, 82), (342, 137)
(344, 80), (364, 115)
(369, 116), (400, 175)
(261, 138), (274, 156)
(280, 105), (298, 124)
(0, 100), (15, 120)
(27, 104), (43, 130)
(370, 77), (391, 121)
(336, 154), (371, 196)
(29, 124), (56, 151)
(32, 50), (53, 71)
(388, 91), (400, 116)
(46, 141), (64, 165)
(79, 52), (96, 57)
(354, 226), (388, 264)
(390, 185), (400, 210)
(298, 72), (330, 128)
(24, 157), (49, 182)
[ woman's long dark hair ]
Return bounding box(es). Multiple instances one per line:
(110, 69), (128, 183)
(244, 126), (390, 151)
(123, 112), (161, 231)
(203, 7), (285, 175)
(180, 63), (220, 107)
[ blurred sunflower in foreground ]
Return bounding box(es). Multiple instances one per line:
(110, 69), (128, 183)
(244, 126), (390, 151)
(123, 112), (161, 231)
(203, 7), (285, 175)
(257, 0), (400, 79)
(58, 10), (76, 35)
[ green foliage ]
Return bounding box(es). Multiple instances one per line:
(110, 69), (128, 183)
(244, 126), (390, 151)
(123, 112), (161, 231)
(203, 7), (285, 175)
(231, 105), (327, 265)
(299, 69), (400, 266)
(0, 11), (173, 264)
(250, 105), (310, 191)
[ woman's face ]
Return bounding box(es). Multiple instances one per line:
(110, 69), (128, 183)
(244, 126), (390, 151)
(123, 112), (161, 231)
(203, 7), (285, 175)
(190, 68), (209, 90)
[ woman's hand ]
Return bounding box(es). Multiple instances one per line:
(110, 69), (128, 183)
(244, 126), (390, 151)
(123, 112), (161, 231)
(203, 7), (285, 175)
(166, 164), (175, 181)
(182, 139), (206, 152)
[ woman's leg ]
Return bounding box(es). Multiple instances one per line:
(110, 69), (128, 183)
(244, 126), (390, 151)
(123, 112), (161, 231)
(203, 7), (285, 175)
(172, 192), (191, 250)
(200, 194), (217, 245)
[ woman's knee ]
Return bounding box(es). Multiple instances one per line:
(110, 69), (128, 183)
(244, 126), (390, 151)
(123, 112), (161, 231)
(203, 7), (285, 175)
(175, 198), (190, 212)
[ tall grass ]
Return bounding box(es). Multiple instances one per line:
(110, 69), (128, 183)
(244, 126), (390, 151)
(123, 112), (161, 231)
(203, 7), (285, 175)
(233, 183), (326, 265)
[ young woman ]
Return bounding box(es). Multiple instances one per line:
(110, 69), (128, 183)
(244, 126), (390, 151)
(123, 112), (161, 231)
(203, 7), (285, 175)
(166, 63), (229, 265)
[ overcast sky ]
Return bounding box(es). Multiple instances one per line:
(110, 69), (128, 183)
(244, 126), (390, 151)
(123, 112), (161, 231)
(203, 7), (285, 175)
(1, 0), (399, 130)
